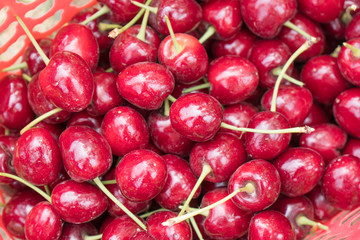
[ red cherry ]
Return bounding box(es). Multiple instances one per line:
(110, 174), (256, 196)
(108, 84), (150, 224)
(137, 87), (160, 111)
(343, 138), (360, 159)
(66, 111), (103, 134)
(0, 144), (15, 184)
(130, 231), (156, 240)
(297, 0), (344, 23)
(102, 215), (144, 240)
(59, 222), (98, 240)
(98, 0), (145, 25)
(24, 38), (51, 76)
(302, 104), (329, 127)
(337, 38), (360, 86)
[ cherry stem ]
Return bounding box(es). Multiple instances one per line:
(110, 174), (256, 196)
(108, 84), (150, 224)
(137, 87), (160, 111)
(271, 67), (304, 87)
(15, 16), (49, 65)
(283, 21), (317, 42)
(131, 1), (158, 14)
(44, 185), (51, 195)
(343, 42), (360, 58)
(2, 62), (28, 72)
(167, 95), (177, 103)
(84, 234), (103, 240)
(0, 203), (5, 207)
(93, 177), (147, 230)
(182, 82), (211, 93)
(136, 9), (150, 42)
(4, 128), (10, 136)
(342, 5), (357, 25)
(189, 216), (204, 240)
(270, 40), (315, 112)
(0, 173), (51, 203)
(101, 179), (117, 185)
(164, 15), (182, 54)
(179, 206), (208, 217)
(139, 208), (167, 218)
(105, 67), (113, 73)
(198, 26), (216, 44)
(98, 23), (122, 32)
(221, 122), (314, 134)
(109, 0), (153, 38)
(178, 164), (212, 217)
(164, 98), (170, 117)
(80, 5), (110, 25)
(163, 183), (255, 227)
(20, 107), (63, 135)
(296, 215), (329, 231)
(22, 73), (32, 82)
(331, 45), (341, 58)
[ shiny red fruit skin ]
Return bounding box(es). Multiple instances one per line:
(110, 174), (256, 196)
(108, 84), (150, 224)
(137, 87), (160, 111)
(343, 138), (360, 159)
(59, 222), (98, 240)
(24, 38), (51, 76)
(98, 0), (145, 25)
(0, 144), (16, 184)
(337, 38), (360, 86)
(66, 111), (103, 134)
(102, 215), (144, 240)
(297, 0), (344, 23)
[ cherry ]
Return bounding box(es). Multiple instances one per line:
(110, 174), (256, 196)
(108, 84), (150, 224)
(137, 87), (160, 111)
(155, 154), (200, 211)
(322, 154), (360, 210)
(300, 55), (350, 105)
(300, 123), (348, 164)
(0, 75), (34, 130)
(66, 111), (103, 134)
(98, 0), (145, 25)
(2, 190), (44, 239)
(86, 70), (124, 116)
(245, 111), (292, 160)
(130, 231), (156, 239)
(59, 222), (98, 240)
(323, 17), (346, 40)
(115, 149), (167, 202)
(13, 127), (62, 186)
(240, 0), (296, 39)
(146, 211), (192, 240)
(101, 106), (149, 156)
(0, 144), (16, 184)
(0, 135), (17, 155)
(297, 0), (345, 23)
(211, 28), (257, 59)
(273, 147), (325, 197)
(59, 125), (112, 182)
(345, 12), (360, 39)
(333, 88), (360, 138)
(228, 159), (281, 212)
(248, 210), (295, 240)
(343, 138), (360, 158)
(109, 25), (160, 73)
(50, 23), (99, 71)
(51, 180), (108, 224)
(306, 184), (341, 221)
(23, 38), (52, 76)
(169, 93), (223, 142)
(102, 215), (144, 240)
(278, 12), (325, 62)
(24, 201), (62, 240)
(337, 38), (360, 86)
(201, 188), (252, 239)
(171, 80), (209, 99)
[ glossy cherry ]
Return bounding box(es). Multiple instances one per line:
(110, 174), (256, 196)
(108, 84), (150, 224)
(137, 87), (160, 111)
(343, 138), (360, 159)
(101, 106), (149, 156)
(59, 222), (98, 240)
(98, 0), (145, 25)
(102, 215), (144, 240)
(297, 0), (344, 23)
(0, 145), (16, 184)
(24, 38), (52, 76)
(337, 38), (360, 86)
(66, 110), (103, 134)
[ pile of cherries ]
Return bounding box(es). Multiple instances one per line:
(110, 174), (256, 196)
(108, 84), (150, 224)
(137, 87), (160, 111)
(1, 0), (360, 239)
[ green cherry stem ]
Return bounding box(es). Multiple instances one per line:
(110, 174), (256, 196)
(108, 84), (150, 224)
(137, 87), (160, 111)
(221, 122), (314, 134)
(139, 208), (167, 218)
(2, 62), (28, 72)
(20, 108), (63, 135)
(44, 185), (51, 196)
(283, 21), (317, 42)
(22, 73), (32, 82)
(179, 206), (209, 217)
(167, 95), (177, 103)
(136, 8), (150, 42)
(16, 16), (49, 65)
(343, 42), (360, 58)
(198, 26), (216, 44)
(98, 23), (122, 32)
(164, 98), (170, 117)
(93, 177), (147, 230)
(80, 5), (111, 25)
(0, 173), (51, 203)
(84, 234), (103, 240)
(271, 66), (304, 87)
(342, 5), (357, 25)
(131, 1), (158, 14)
(189, 216), (204, 240)
(100, 179), (117, 185)
(182, 82), (211, 93)
(296, 215), (329, 231)
(164, 15), (183, 54)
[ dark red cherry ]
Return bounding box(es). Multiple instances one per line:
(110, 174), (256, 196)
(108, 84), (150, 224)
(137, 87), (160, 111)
(299, 123), (348, 164)
(98, 0), (145, 25)
(300, 55), (350, 105)
(220, 102), (259, 140)
(0, 135), (17, 156)
(323, 17), (346, 40)
(240, 0), (296, 38)
(101, 106), (149, 156)
(149, 0), (202, 35)
(51, 180), (108, 224)
(102, 215), (144, 240)
(208, 56), (259, 105)
(25, 201), (62, 240)
(303, 104), (329, 127)
(117, 62), (174, 110)
(306, 184), (341, 221)
(109, 25), (160, 73)
(50, 23), (99, 71)
(148, 111), (194, 157)
(0, 145), (15, 184)
(131, 231), (156, 240)
(59, 125), (112, 182)
(322, 155), (360, 210)
(2, 190), (44, 239)
(333, 88), (360, 138)
(0, 75), (34, 130)
(13, 127), (62, 186)
(201, 188), (252, 239)
(248, 210), (295, 240)
(337, 38), (360, 86)
(171, 80), (209, 99)
(273, 147), (325, 197)
(297, 0), (344, 23)
(228, 159), (281, 212)
(169, 93), (223, 142)
(38, 51), (94, 112)
(27, 73), (71, 124)
(24, 38), (51, 76)
(86, 70), (124, 116)
(343, 138), (360, 159)
(190, 132), (247, 183)
(249, 39), (293, 88)
(261, 85), (313, 127)
(59, 222), (98, 240)
(155, 154), (200, 210)
(278, 12), (325, 62)
(116, 149), (167, 202)
(346, 12), (360, 40)
(66, 111), (103, 134)
(211, 28), (257, 59)
(146, 211), (192, 240)
(158, 33), (208, 84)
(245, 111), (291, 161)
